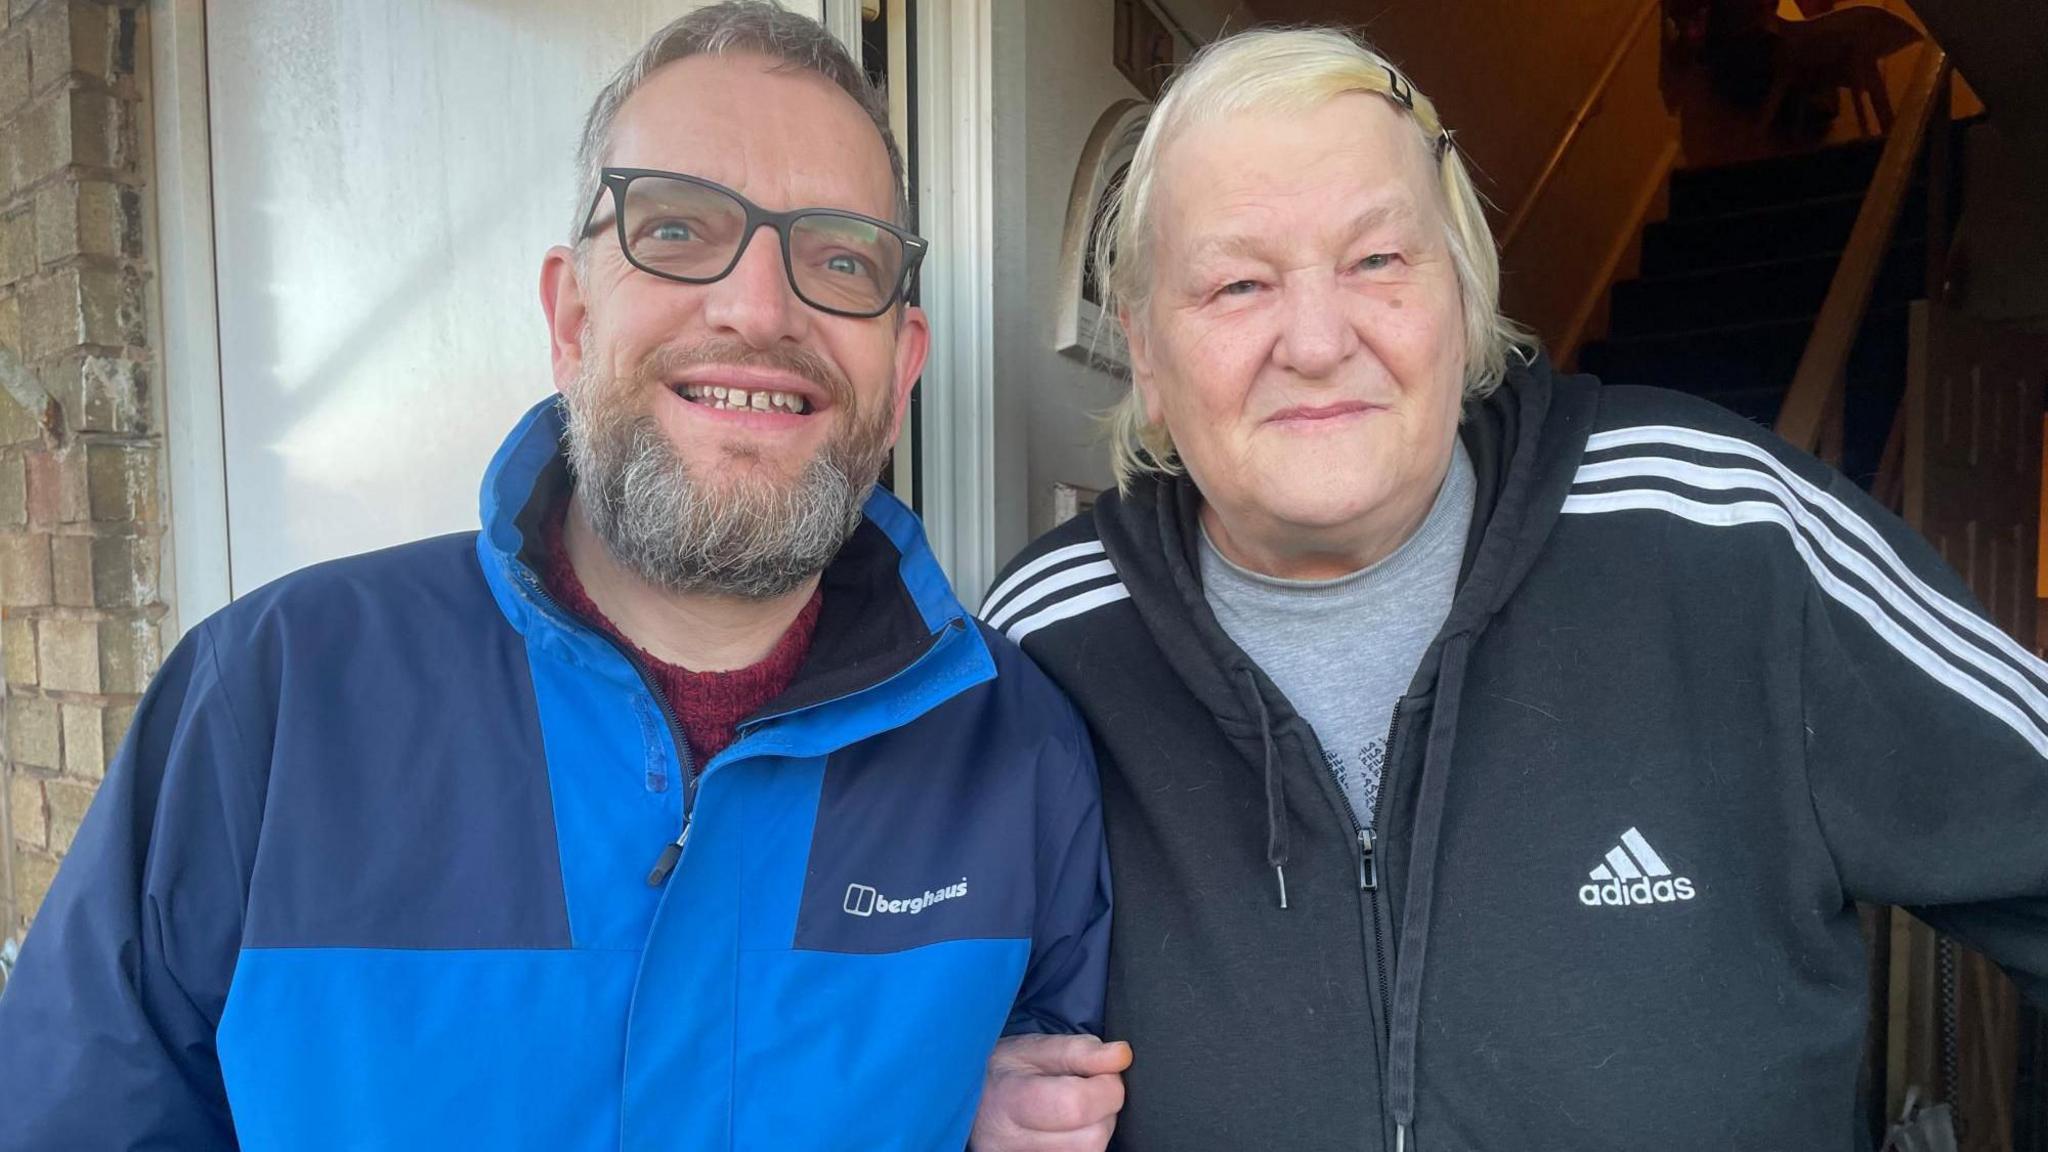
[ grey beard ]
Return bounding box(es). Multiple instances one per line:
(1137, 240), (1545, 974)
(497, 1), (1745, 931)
(563, 389), (888, 601)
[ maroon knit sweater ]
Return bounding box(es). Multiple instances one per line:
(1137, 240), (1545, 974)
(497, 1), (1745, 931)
(539, 503), (822, 761)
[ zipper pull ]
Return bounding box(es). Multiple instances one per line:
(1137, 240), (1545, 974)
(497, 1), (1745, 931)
(1358, 828), (1378, 891)
(645, 816), (692, 887)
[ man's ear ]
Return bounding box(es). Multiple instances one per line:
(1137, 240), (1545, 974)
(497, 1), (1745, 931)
(540, 245), (590, 394)
(885, 304), (932, 443)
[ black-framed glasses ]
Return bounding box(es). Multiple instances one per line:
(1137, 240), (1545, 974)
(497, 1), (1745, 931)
(580, 168), (928, 319)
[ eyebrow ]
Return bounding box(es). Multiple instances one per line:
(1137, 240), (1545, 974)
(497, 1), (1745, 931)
(1182, 232), (1269, 267)
(1181, 198), (1424, 267)
(1341, 199), (1423, 240)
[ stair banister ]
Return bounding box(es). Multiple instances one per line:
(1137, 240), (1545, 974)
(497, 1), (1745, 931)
(1775, 44), (1952, 462)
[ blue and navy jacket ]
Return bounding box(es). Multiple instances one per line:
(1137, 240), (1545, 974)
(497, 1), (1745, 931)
(0, 398), (1110, 1151)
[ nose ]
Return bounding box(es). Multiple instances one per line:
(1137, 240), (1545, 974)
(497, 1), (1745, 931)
(1272, 272), (1357, 379)
(699, 224), (810, 348)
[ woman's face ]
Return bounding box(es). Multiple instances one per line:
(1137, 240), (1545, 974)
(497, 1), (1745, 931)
(1129, 93), (1468, 575)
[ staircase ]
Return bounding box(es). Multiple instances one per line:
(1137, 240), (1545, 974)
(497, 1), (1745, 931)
(1578, 131), (1964, 487)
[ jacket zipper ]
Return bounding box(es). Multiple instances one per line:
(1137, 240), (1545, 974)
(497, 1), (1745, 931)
(1318, 700), (1396, 1050)
(645, 617), (967, 883)
(1367, 701), (1398, 1025)
(516, 571), (699, 886)
(1326, 749), (1374, 893)
(642, 704), (697, 887)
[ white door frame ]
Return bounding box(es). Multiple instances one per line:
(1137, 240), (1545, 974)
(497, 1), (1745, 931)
(147, 0), (996, 630)
(820, 0), (864, 54)
(913, 0), (997, 608)
(148, 0), (231, 638)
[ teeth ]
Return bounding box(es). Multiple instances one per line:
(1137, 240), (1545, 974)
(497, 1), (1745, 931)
(679, 384), (809, 414)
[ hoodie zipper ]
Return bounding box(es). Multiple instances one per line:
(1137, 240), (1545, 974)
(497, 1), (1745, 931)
(1311, 698), (1397, 1045)
(1371, 701), (1405, 1151)
(517, 571), (699, 885)
(1365, 701), (1397, 1024)
(1313, 700), (1399, 1149)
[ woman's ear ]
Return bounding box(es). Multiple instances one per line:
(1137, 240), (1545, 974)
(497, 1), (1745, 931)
(1124, 307), (1164, 426)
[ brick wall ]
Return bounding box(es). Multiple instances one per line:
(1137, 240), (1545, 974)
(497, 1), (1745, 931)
(0, 0), (163, 940)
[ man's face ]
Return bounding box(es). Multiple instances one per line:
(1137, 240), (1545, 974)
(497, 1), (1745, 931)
(1131, 94), (1466, 563)
(541, 52), (928, 598)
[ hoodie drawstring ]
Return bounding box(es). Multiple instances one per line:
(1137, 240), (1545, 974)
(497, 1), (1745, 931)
(1386, 631), (1475, 1151)
(1243, 668), (1291, 910)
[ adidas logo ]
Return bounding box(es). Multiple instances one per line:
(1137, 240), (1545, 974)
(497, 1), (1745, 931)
(1577, 828), (1695, 908)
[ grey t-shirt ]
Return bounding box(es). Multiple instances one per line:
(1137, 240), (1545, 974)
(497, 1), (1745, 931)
(1199, 441), (1475, 824)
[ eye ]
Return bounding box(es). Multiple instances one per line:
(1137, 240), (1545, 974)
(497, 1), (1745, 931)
(1356, 253), (1396, 272)
(1219, 279), (1260, 297)
(648, 219), (696, 242)
(824, 252), (870, 277)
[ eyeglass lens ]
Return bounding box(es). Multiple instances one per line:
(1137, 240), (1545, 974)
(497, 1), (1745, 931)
(618, 175), (906, 316)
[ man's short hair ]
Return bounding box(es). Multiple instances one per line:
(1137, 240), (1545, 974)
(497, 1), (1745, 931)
(569, 0), (909, 245)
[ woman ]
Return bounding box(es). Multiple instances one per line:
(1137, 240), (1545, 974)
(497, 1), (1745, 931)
(983, 25), (2048, 1152)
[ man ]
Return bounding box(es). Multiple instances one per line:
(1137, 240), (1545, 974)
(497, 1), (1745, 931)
(0, 5), (1108, 1148)
(985, 25), (2048, 1151)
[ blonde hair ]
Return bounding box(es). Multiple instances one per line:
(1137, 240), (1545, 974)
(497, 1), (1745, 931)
(1101, 27), (1531, 490)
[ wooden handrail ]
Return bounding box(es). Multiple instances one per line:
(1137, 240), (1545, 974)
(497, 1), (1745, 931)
(1870, 75), (1953, 512)
(1774, 45), (1950, 457)
(1500, 0), (1660, 252)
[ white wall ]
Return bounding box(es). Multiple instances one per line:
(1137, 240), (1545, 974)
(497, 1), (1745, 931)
(194, 0), (816, 598)
(987, 0), (1237, 568)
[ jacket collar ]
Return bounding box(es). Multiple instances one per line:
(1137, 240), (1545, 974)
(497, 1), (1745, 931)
(473, 396), (993, 759)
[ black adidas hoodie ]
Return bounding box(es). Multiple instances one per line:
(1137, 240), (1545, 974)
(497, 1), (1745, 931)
(983, 358), (2048, 1151)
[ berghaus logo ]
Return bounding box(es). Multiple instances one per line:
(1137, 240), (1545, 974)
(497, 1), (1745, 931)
(843, 879), (970, 917)
(1578, 828), (1696, 908)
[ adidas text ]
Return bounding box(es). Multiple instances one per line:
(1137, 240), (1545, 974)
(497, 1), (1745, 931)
(1578, 827), (1695, 908)
(1578, 876), (1695, 907)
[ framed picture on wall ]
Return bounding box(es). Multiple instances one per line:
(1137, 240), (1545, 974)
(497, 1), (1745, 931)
(1054, 98), (1152, 373)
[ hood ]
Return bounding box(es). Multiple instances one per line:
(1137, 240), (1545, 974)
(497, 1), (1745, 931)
(1093, 352), (1595, 820)
(1091, 351), (1600, 1147)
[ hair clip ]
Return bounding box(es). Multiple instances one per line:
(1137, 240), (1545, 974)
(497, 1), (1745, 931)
(1383, 64), (1416, 111)
(1435, 126), (1456, 161)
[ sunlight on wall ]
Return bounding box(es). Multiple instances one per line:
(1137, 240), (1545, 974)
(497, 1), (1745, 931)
(206, 0), (750, 592)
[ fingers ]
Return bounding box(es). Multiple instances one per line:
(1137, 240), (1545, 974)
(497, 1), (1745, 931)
(970, 1071), (1121, 1151)
(1000, 1068), (1125, 1133)
(969, 1117), (1117, 1152)
(971, 1035), (1131, 1152)
(993, 1033), (1133, 1078)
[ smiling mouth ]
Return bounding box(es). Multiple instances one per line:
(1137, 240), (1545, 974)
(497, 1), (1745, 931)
(676, 383), (813, 415)
(1270, 401), (1378, 422)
